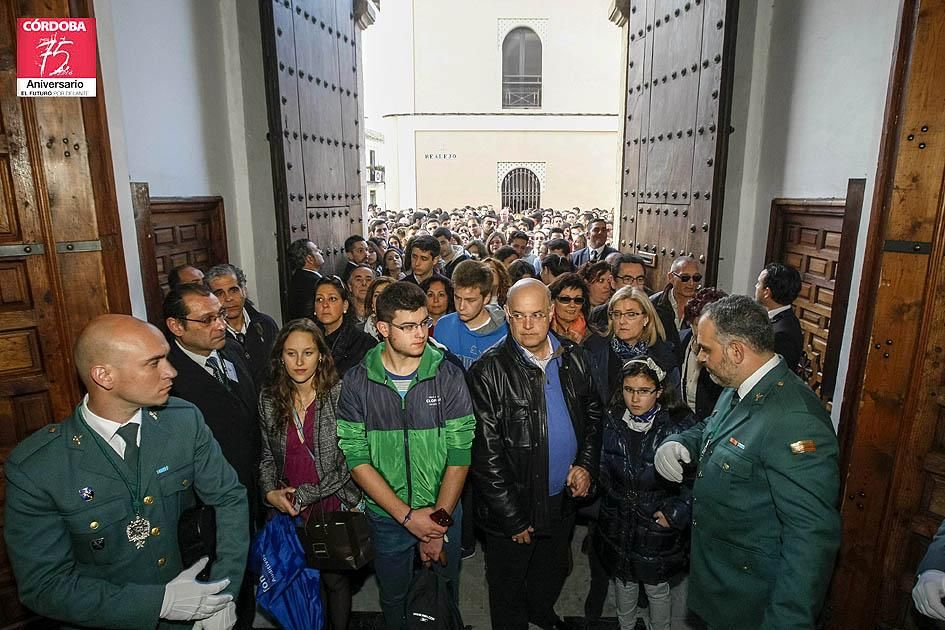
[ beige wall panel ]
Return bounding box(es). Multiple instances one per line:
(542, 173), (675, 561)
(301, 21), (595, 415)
(412, 0), (620, 114)
(414, 130), (618, 211)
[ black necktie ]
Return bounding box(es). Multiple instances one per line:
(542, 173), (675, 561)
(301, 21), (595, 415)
(116, 423), (139, 472)
(205, 356), (230, 390)
(590, 249), (598, 262)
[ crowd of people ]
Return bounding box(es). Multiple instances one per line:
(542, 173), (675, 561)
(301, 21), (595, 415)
(5, 204), (854, 630)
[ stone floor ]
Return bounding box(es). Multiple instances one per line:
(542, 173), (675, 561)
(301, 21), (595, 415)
(255, 523), (704, 629)
(351, 524), (616, 629)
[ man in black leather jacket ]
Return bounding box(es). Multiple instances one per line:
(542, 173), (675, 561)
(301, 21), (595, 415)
(468, 279), (603, 630)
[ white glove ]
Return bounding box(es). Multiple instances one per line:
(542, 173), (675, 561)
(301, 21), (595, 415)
(160, 557), (233, 621)
(913, 569), (945, 620)
(654, 441), (691, 483)
(192, 601), (237, 630)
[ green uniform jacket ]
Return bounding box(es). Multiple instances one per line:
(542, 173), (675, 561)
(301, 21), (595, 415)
(665, 361), (840, 629)
(4, 397), (249, 629)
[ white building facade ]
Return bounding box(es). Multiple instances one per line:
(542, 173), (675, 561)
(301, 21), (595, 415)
(363, 0), (623, 213)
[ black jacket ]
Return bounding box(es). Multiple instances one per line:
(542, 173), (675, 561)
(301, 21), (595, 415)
(771, 307), (803, 372)
(650, 284), (685, 364)
(679, 328), (724, 421)
(571, 245), (618, 269)
(582, 333), (680, 406)
(594, 405), (694, 584)
(225, 303), (280, 391)
(467, 334), (603, 537)
(287, 268), (321, 321)
(325, 320), (378, 378)
(167, 338), (261, 525)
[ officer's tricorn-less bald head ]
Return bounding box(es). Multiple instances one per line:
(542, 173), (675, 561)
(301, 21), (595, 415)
(75, 315), (176, 419)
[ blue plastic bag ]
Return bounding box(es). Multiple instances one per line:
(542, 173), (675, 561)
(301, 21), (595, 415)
(249, 513), (324, 630)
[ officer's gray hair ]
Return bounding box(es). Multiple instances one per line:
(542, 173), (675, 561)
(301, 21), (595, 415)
(702, 294), (775, 354)
(205, 263), (247, 289)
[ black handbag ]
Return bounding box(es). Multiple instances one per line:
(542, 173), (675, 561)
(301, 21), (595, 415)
(178, 504), (217, 580)
(297, 509), (374, 571)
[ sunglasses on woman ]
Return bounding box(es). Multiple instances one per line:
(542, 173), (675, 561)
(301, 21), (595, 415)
(555, 296), (585, 305)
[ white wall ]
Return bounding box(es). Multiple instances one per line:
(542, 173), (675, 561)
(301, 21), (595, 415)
(718, 0), (900, 422)
(98, 0), (279, 319)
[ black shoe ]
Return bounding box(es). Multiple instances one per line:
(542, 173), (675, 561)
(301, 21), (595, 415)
(461, 545), (476, 559)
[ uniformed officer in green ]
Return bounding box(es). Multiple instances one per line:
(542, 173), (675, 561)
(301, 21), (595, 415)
(654, 295), (840, 629)
(4, 315), (249, 629)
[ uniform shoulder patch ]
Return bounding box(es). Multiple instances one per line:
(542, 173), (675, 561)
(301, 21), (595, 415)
(8, 423), (63, 464)
(789, 440), (817, 454)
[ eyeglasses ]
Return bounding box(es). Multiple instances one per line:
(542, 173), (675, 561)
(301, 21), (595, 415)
(555, 296), (585, 305)
(611, 310), (644, 321)
(623, 386), (658, 397)
(179, 309), (228, 326)
(672, 272), (703, 283)
(387, 317), (434, 333)
(615, 275), (647, 286)
(507, 312), (549, 321)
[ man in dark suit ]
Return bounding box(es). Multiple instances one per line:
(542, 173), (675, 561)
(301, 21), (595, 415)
(341, 235), (369, 283)
(205, 263), (280, 389)
(164, 284), (261, 628)
(286, 238), (323, 320)
(755, 262), (804, 372)
(570, 218), (617, 268)
(650, 255), (702, 363)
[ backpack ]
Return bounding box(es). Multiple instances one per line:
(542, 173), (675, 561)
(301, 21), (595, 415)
(405, 564), (465, 629)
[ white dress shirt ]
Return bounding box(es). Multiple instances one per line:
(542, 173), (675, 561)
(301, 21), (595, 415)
(736, 354), (782, 401)
(767, 304), (791, 319)
(81, 394), (141, 458)
(175, 340), (225, 379)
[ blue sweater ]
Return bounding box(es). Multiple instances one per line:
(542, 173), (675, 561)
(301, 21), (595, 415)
(432, 306), (508, 369)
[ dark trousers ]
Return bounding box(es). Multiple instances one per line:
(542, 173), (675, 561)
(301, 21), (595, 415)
(484, 495), (575, 630)
(366, 504), (463, 629)
(584, 520), (610, 620)
(320, 570), (352, 630)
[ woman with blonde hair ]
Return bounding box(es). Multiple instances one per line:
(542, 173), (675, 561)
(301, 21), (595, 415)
(259, 318), (363, 629)
(583, 286), (679, 404)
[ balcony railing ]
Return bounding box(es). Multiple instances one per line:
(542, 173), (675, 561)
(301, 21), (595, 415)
(368, 167), (385, 183)
(502, 74), (542, 108)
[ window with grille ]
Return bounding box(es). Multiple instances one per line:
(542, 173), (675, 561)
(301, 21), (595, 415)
(502, 27), (542, 108)
(501, 168), (541, 212)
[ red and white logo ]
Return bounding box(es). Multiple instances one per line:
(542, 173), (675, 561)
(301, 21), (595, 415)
(16, 18), (96, 97)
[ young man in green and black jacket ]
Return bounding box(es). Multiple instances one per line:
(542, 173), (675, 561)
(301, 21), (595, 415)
(337, 281), (475, 629)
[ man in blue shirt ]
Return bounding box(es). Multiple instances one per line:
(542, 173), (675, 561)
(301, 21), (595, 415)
(432, 260), (507, 369)
(468, 279), (603, 630)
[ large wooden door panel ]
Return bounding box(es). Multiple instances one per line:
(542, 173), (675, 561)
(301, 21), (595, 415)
(262, 0), (366, 286)
(0, 0), (130, 624)
(619, 0), (737, 285)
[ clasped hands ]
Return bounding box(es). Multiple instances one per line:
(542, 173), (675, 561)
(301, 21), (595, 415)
(511, 466), (592, 545)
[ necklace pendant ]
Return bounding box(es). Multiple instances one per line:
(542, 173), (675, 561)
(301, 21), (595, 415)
(127, 514), (151, 549)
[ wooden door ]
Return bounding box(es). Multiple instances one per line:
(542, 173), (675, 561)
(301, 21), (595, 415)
(133, 184), (229, 324)
(260, 0), (366, 306)
(827, 1), (945, 627)
(0, 0), (130, 624)
(763, 179), (863, 406)
(617, 0), (738, 286)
